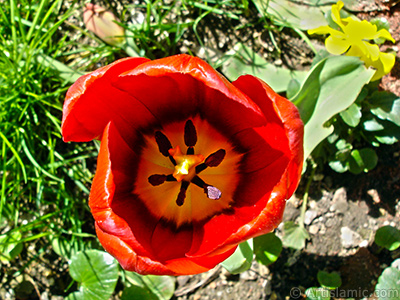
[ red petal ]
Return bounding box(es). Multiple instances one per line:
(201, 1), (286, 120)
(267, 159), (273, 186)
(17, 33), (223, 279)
(233, 75), (304, 196)
(113, 54), (267, 135)
(62, 57), (154, 142)
(187, 75), (303, 257)
(96, 222), (237, 275)
(90, 122), (154, 258)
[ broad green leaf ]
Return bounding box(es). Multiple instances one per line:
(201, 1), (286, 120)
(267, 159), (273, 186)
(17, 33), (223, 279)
(125, 272), (175, 300)
(287, 79), (302, 99)
(252, 0), (329, 30)
(292, 56), (375, 160)
(348, 148), (378, 174)
(329, 160), (348, 173)
(121, 285), (158, 300)
(222, 44), (306, 93)
(363, 118), (385, 131)
(221, 239), (253, 274)
(282, 221), (310, 250)
(340, 103), (362, 127)
(375, 259), (400, 300)
(254, 233), (282, 266)
(0, 231), (23, 262)
(368, 91), (400, 127)
(305, 287), (331, 300)
(375, 226), (400, 251)
(51, 236), (73, 259)
(67, 250), (119, 300)
(317, 271), (342, 289)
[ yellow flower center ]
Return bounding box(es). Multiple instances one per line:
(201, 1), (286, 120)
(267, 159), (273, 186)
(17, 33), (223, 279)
(169, 146), (204, 182)
(134, 117), (242, 226)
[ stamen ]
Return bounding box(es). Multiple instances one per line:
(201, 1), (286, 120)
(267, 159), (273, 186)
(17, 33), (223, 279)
(191, 176), (222, 200)
(195, 149), (226, 173)
(155, 131), (172, 157)
(184, 120), (197, 147)
(155, 131), (176, 165)
(148, 174), (176, 186)
(206, 186), (222, 200)
(176, 181), (190, 206)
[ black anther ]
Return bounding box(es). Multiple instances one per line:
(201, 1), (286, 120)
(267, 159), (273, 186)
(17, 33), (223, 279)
(148, 174), (176, 186)
(195, 149), (226, 173)
(176, 181), (190, 206)
(155, 131), (172, 157)
(184, 120), (197, 147)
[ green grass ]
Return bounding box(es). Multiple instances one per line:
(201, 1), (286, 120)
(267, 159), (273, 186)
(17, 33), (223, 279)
(0, 0), (100, 273)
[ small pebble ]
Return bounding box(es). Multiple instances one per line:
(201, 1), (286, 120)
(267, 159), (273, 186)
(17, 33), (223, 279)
(341, 226), (362, 248)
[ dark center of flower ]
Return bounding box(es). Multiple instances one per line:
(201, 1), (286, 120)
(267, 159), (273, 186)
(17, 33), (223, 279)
(148, 120), (226, 206)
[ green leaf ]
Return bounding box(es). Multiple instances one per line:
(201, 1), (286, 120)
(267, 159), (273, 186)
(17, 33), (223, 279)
(348, 148), (378, 174)
(254, 233), (282, 266)
(329, 160), (348, 173)
(368, 91), (400, 127)
(292, 56), (375, 160)
(67, 250), (119, 300)
(221, 239), (253, 274)
(287, 79), (302, 99)
(317, 271), (342, 289)
(340, 103), (362, 127)
(375, 259), (400, 300)
(375, 226), (400, 251)
(125, 272), (175, 300)
(252, 0), (329, 30)
(222, 44), (306, 93)
(305, 287), (331, 300)
(51, 236), (73, 259)
(282, 221), (310, 250)
(0, 231), (23, 262)
(363, 118), (385, 131)
(121, 285), (158, 300)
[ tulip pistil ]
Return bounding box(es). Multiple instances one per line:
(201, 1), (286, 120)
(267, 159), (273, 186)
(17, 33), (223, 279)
(148, 119), (226, 206)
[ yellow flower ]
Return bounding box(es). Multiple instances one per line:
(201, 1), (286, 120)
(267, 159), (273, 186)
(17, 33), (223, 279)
(308, 1), (396, 81)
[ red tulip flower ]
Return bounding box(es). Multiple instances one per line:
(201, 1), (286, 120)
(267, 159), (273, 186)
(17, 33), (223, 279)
(61, 55), (304, 275)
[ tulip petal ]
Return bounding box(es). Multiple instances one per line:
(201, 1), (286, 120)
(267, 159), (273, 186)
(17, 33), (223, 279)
(114, 54), (267, 136)
(233, 75), (303, 197)
(187, 75), (303, 257)
(62, 57), (153, 143)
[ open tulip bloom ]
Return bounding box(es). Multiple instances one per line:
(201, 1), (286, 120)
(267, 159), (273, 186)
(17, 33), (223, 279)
(62, 54), (304, 275)
(308, 1), (395, 81)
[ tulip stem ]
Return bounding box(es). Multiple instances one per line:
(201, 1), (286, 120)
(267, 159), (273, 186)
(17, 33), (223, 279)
(299, 160), (317, 228)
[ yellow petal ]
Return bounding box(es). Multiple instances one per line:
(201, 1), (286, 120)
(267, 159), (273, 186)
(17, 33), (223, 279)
(346, 45), (365, 58)
(308, 26), (337, 36)
(361, 42), (380, 60)
(331, 1), (345, 29)
(379, 52), (396, 74)
(325, 36), (350, 55)
(376, 29), (396, 43)
(361, 51), (395, 81)
(344, 19), (378, 41)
